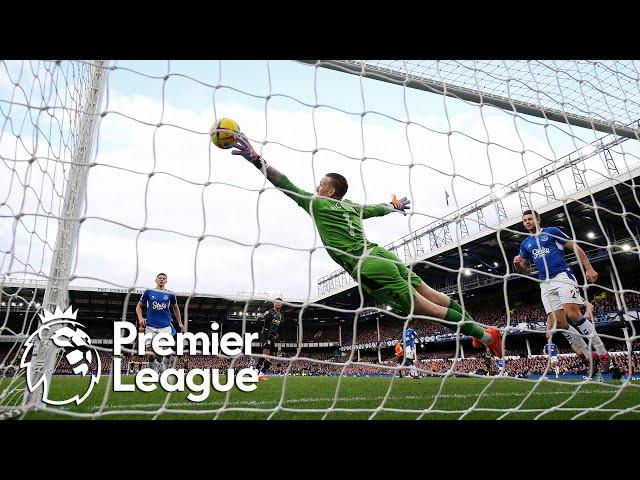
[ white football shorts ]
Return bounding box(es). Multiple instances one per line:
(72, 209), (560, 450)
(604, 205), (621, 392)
(144, 325), (174, 347)
(404, 346), (416, 360)
(540, 272), (584, 314)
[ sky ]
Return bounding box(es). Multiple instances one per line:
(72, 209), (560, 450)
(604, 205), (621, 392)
(1, 60), (639, 301)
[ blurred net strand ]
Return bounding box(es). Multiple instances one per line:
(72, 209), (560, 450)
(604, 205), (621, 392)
(0, 60), (639, 419)
(0, 60), (93, 417)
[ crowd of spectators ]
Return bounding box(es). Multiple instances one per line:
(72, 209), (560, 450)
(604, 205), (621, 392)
(2, 342), (640, 378)
(2, 277), (639, 379)
(40, 349), (640, 378)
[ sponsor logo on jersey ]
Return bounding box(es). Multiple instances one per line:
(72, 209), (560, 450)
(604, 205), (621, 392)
(152, 301), (169, 310)
(532, 247), (551, 259)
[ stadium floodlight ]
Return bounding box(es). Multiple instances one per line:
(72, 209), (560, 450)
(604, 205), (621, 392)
(493, 262), (499, 267)
(622, 244), (631, 252)
(464, 269), (472, 276)
(587, 232), (596, 239)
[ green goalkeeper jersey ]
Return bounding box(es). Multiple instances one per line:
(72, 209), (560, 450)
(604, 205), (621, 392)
(274, 175), (391, 274)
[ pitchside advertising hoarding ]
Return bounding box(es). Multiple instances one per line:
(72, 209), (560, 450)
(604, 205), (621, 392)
(22, 306), (259, 406)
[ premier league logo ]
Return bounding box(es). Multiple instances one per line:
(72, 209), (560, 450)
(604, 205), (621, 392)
(21, 306), (101, 406)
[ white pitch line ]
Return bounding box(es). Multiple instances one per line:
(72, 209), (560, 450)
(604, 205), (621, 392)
(71, 388), (619, 411)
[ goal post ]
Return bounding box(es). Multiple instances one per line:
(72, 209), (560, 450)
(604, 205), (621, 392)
(301, 60), (640, 140)
(12, 61), (110, 409)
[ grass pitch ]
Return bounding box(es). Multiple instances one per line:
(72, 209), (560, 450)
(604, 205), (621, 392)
(3, 375), (640, 420)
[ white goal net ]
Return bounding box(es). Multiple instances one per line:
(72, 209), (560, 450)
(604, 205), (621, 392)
(1, 60), (639, 420)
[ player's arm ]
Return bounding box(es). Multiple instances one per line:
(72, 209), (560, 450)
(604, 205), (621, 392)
(513, 244), (530, 274)
(231, 135), (314, 211)
(563, 238), (598, 283)
(136, 290), (148, 331)
(172, 303), (184, 333)
(361, 195), (411, 218)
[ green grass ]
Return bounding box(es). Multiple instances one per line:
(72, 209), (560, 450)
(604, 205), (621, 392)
(3, 375), (640, 420)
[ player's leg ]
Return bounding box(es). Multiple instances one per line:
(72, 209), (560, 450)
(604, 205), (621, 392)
(542, 283), (590, 375)
(396, 354), (405, 378)
(256, 343), (271, 380)
(561, 321), (598, 377)
(563, 303), (609, 371)
(562, 323), (590, 357)
(415, 282), (470, 318)
(555, 273), (608, 371)
(356, 247), (502, 356)
(406, 347), (418, 378)
(548, 307), (595, 375)
(143, 326), (163, 373)
(157, 325), (176, 374)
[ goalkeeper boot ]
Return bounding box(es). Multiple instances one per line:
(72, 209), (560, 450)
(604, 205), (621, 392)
(486, 328), (504, 358)
(593, 371), (604, 382)
(471, 337), (483, 349)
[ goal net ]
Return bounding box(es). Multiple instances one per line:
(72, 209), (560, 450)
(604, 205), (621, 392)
(1, 60), (639, 420)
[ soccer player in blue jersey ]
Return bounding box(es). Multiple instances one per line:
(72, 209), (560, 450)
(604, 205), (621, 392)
(136, 273), (185, 373)
(402, 320), (422, 379)
(494, 356), (506, 376)
(543, 341), (560, 378)
(513, 210), (609, 376)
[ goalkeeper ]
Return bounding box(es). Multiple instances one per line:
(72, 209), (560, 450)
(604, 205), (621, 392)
(230, 135), (503, 357)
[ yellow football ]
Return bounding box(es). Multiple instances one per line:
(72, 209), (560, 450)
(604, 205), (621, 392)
(210, 118), (240, 149)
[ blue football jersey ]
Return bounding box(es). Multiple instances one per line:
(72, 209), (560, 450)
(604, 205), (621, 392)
(139, 288), (177, 328)
(495, 358), (504, 368)
(544, 343), (558, 357)
(519, 226), (574, 280)
(405, 328), (418, 348)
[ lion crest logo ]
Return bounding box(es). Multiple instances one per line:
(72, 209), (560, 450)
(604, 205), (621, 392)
(20, 306), (101, 406)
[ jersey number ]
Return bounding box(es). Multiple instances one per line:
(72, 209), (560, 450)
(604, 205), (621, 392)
(343, 212), (355, 237)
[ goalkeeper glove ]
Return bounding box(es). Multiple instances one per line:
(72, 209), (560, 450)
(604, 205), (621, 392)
(231, 134), (261, 165)
(390, 194), (410, 214)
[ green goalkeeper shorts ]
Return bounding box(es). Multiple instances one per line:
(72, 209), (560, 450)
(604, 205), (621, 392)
(350, 246), (422, 315)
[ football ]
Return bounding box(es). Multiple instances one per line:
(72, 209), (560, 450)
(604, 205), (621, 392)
(210, 117), (240, 149)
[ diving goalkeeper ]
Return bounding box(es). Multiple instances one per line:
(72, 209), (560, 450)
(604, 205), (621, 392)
(230, 135), (503, 357)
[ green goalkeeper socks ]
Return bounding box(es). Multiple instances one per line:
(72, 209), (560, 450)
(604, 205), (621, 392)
(448, 299), (472, 320)
(443, 307), (486, 339)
